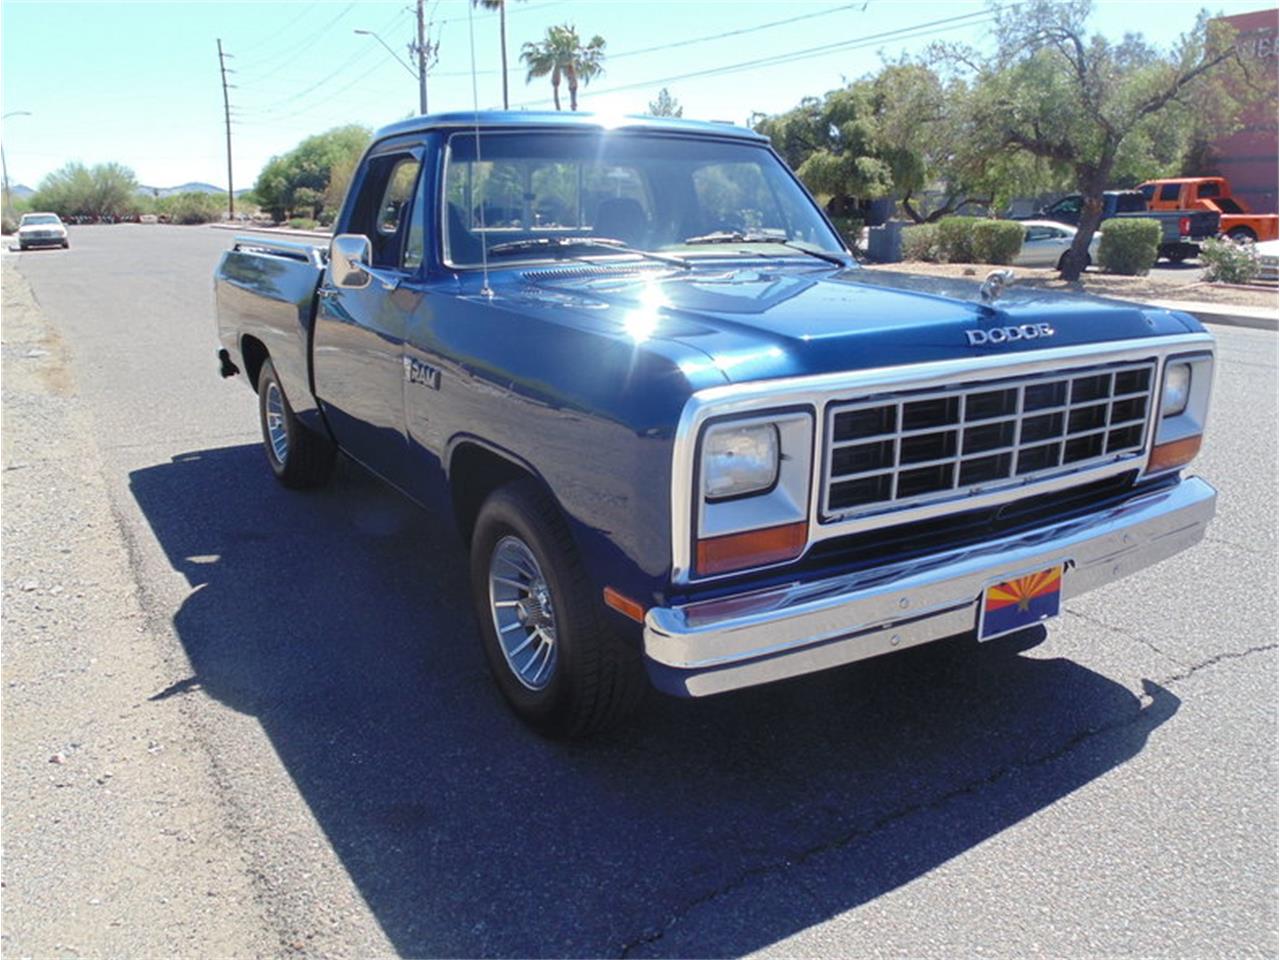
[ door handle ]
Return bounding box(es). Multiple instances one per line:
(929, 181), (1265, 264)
(318, 285), (339, 299)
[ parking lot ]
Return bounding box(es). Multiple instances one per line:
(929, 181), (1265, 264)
(2, 224), (1276, 957)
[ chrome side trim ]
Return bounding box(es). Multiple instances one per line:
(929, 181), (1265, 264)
(233, 235), (326, 268)
(669, 333), (1215, 584)
(647, 476), (1216, 696)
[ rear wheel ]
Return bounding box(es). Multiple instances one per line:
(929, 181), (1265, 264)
(257, 358), (335, 488)
(470, 479), (646, 737)
(1227, 226), (1257, 243)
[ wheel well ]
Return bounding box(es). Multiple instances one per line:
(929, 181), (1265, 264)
(240, 335), (269, 390)
(449, 443), (538, 544)
(1228, 226), (1257, 241)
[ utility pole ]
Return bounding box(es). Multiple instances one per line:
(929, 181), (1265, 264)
(2, 110), (32, 214)
(217, 39), (235, 220)
(413, 0), (429, 114)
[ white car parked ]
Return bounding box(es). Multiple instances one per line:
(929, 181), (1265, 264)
(1253, 238), (1278, 282)
(1014, 219), (1099, 271)
(17, 212), (69, 251)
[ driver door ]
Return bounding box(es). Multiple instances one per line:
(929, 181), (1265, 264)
(313, 143), (425, 489)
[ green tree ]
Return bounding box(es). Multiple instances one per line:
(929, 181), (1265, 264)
(473, 0), (524, 110)
(31, 161), (141, 218)
(252, 125), (371, 222)
(521, 24), (606, 111)
(647, 87), (683, 117)
(945, 0), (1248, 279)
(752, 87), (895, 212)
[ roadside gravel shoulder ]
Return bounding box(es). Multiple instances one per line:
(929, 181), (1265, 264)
(1, 259), (274, 956)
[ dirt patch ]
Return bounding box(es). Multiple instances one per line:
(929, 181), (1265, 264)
(863, 261), (1279, 311)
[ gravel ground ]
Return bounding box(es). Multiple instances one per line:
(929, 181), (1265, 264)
(1, 225), (1275, 958)
(1, 260), (275, 956)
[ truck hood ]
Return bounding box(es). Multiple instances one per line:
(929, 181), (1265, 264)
(510, 262), (1197, 384)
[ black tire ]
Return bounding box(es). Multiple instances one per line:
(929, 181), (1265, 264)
(61, 240), (69, 249)
(1164, 249), (1188, 263)
(470, 478), (646, 737)
(257, 357), (335, 489)
(18, 242), (27, 251)
(1227, 227), (1257, 243)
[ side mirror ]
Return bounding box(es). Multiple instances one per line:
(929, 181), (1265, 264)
(330, 233), (372, 289)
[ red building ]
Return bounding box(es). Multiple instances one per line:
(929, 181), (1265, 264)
(1207, 8), (1279, 214)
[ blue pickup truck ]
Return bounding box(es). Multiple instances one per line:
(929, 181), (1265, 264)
(214, 112), (1217, 736)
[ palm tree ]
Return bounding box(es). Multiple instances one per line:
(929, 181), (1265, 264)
(520, 24), (606, 111)
(472, 0), (522, 110)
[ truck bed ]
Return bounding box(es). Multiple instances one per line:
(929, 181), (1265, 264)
(214, 236), (328, 424)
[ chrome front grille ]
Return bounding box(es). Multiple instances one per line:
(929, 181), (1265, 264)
(822, 361), (1155, 521)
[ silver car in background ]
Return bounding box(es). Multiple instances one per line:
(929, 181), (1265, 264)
(1013, 219), (1099, 271)
(17, 212), (69, 251)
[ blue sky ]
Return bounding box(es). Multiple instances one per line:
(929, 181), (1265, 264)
(1, 0), (1272, 191)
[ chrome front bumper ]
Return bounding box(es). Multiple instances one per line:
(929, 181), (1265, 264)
(644, 477), (1216, 697)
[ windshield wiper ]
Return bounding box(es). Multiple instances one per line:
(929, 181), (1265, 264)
(485, 236), (692, 270)
(681, 231), (848, 267)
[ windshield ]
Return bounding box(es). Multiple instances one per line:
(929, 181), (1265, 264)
(441, 131), (843, 267)
(21, 214), (60, 225)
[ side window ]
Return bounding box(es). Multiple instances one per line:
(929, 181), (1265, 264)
(347, 152), (423, 269)
(402, 173), (425, 271)
(1197, 181), (1220, 198)
(1159, 183), (1181, 202)
(1026, 228), (1051, 241)
(1140, 184), (1155, 202)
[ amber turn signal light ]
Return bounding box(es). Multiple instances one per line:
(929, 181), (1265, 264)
(1149, 434), (1202, 473)
(695, 521), (807, 576)
(602, 587), (646, 624)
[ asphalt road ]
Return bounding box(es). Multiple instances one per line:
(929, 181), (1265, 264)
(3, 224), (1276, 958)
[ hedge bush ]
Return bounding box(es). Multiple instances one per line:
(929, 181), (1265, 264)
(901, 223), (940, 262)
(1199, 237), (1260, 284)
(1098, 218), (1160, 275)
(828, 215), (865, 251)
(971, 220), (1024, 265)
(936, 216), (982, 263)
(287, 217), (319, 230)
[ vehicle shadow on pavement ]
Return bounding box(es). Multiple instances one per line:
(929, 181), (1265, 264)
(129, 444), (1179, 959)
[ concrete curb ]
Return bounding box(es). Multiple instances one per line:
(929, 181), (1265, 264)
(1144, 298), (1278, 333)
(209, 222), (332, 240)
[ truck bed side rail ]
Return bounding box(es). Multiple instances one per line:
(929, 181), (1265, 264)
(232, 235), (327, 268)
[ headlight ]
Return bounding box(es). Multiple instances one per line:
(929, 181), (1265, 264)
(703, 422), (778, 500)
(1161, 362), (1191, 417)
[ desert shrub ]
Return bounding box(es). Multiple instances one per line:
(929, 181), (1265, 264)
(1, 212), (16, 235)
(286, 217), (319, 230)
(1098, 218), (1160, 275)
(936, 216), (981, 263)
(1199, 237), (1259, 284)
(901, 223), (940, 262)
(971, 220), (1023, 264)
(162, 192), (224, 224)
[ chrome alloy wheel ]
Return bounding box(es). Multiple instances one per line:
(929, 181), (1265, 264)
(264, 381), (289, 464)
(488, 536), (558, 690)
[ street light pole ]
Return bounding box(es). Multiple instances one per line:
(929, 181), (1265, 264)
(355, 10), (436, 117)
(2, 110), (33, 214)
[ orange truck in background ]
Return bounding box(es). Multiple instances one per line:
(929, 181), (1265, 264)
(1141, 177), (1279, 243)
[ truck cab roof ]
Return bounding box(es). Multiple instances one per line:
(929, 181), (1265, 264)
(372, 110), (768, 143)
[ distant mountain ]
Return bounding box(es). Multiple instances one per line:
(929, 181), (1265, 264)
(137, 181), (226, 198)
(8, 184), (35, 199)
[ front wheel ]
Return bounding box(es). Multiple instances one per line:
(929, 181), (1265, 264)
(257, 358), (335, 488)
(470, 479), (645, 737)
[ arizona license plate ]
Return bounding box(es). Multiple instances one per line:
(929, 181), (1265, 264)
(978, 565), (1064, 641)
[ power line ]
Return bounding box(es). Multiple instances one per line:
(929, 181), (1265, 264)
(511, 9), (994, 108)
(432, 1), (869, 78)
(235, 3), (358, 83)
(231, 3), (322, 58)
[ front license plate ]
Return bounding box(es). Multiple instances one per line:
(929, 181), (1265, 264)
(978, 564), (1064, 641)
